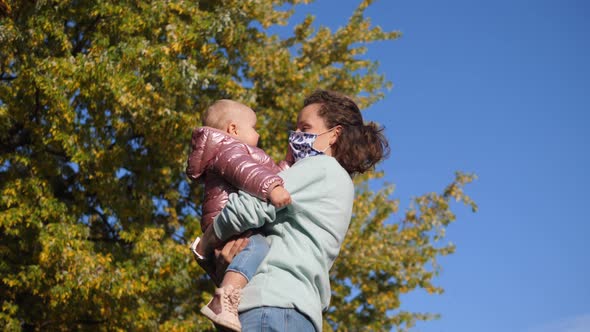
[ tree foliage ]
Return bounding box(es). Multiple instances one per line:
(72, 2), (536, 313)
(0, 0), (476, 330)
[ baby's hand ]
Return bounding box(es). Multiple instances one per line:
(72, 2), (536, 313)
(269, 186), (291, 208)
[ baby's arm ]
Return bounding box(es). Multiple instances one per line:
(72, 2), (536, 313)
(213, 144), (291, 206)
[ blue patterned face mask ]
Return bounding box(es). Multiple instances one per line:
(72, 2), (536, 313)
(288, 128), (334, 162)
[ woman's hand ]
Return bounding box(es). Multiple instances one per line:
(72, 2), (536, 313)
(213, 234), (250, 280)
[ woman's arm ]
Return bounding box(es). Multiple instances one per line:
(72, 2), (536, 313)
(195, 191), (276, 257)
(213, 191), (277, 241)
(215, 157), (328, 240)
(197, 157), (328, 257)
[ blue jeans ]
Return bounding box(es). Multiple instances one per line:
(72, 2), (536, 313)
(240, 307), (315, 332)
(226, 233), (269, 281)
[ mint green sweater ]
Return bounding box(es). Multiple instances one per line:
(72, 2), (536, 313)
(213, 155), (354, 332)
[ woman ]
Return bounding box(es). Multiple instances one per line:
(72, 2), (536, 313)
(195, 90), (389, 331)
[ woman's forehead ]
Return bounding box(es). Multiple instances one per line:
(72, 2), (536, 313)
(298, 103), (323, 123)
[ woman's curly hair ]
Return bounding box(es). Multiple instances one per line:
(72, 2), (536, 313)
(304, 90), (390, 175)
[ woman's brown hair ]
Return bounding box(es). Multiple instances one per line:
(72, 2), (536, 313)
(304, 90), (390, 175)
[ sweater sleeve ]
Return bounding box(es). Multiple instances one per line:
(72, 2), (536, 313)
(213, 192), (276, 241)
(213, 157), (327, 241)
(212, 144), (284, 201)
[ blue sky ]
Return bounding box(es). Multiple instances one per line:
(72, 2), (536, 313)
(286, 1), (590, 331)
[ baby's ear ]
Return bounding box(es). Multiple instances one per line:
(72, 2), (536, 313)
(226, 122), (238, 135)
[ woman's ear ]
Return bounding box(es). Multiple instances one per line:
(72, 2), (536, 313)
(330, 125), (343, 145)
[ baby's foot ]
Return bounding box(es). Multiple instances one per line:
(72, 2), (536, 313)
(200, 285), (241, 332)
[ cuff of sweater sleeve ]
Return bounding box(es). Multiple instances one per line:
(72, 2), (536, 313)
(213, 213), (231, 242)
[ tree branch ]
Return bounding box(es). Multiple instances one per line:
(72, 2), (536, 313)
(86, 236), (127, 244)
(71, 15), (103, 56)
(91, 206), (119, 240)
(0, 123), (30, 154)
(44, 145), (69, 160)
(0, 73), (17, 81)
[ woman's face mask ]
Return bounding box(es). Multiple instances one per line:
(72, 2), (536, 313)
(288, 128), (334, 162)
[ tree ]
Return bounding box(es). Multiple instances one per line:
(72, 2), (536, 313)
(0, 0), (476, 330)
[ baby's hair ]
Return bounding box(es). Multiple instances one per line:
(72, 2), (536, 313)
(304, 90), (390, 175)
(202, 99), (246, 129)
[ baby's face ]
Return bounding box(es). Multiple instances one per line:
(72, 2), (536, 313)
(234, 108), (260, 147)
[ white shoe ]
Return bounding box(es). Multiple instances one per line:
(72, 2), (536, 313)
(200, 285), (241, 332)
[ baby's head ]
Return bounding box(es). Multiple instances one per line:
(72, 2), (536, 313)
(202, 99), (259, 146)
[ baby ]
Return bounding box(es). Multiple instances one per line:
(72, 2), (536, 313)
(187, 100), (290, 331)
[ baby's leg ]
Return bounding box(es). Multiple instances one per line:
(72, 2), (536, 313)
(223, 233), (269, 287)
(201, 233), (270, 332)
